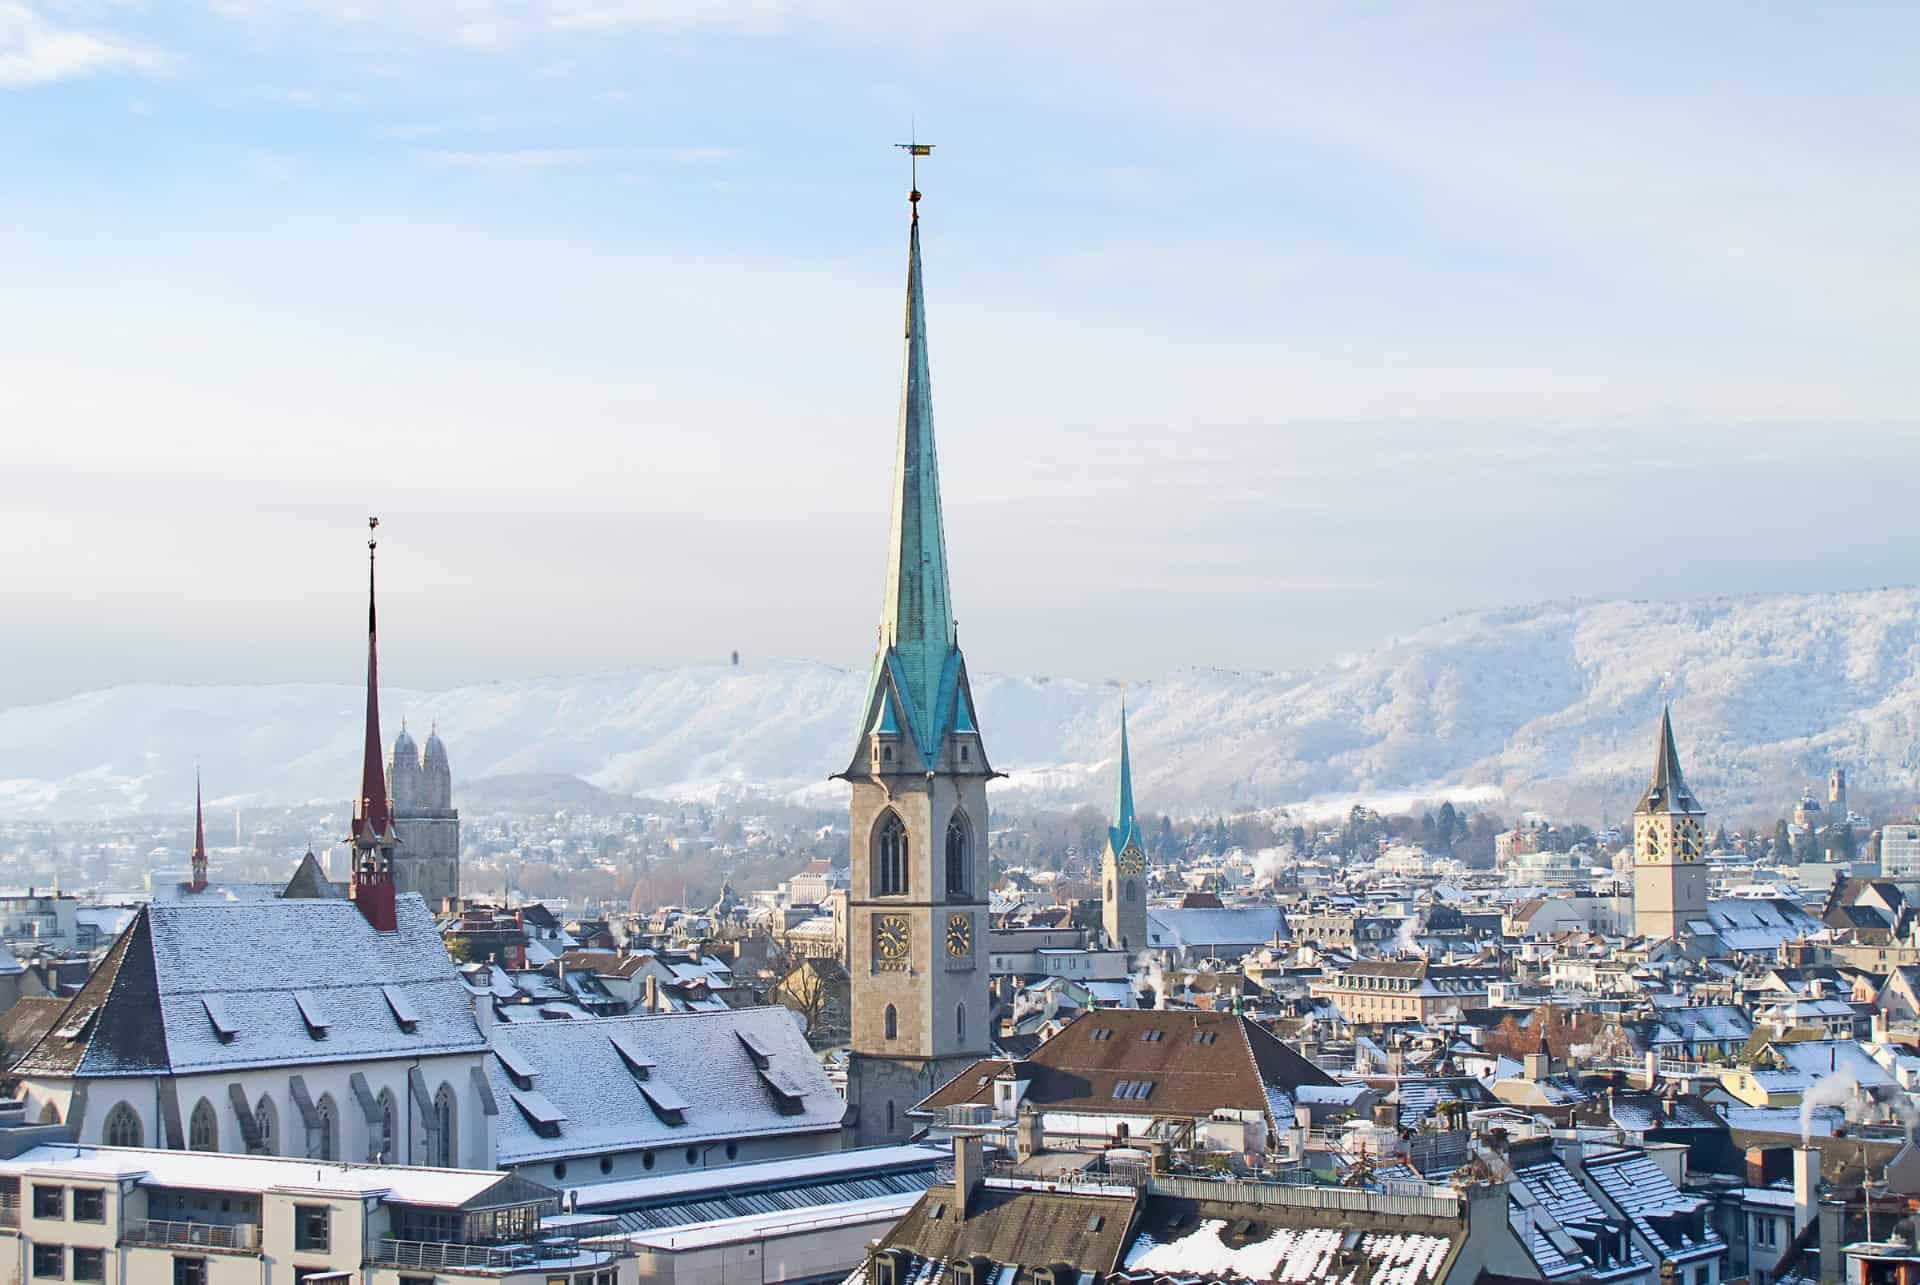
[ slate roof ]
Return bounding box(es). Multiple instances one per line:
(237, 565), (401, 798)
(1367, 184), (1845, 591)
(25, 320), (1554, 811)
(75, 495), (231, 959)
(1583, 1147), (1724, 1264)
(1636, 708), (1704, 816)
(888, 1183), (1139, 1274)
(12, 894), (484, 1078)
(917, 1010), (1334, 1124)
(487, 1006), (843, 1165)
(1146, 908), (1288, 951)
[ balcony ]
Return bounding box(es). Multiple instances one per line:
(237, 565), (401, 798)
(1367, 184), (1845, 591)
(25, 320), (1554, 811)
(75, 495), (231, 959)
(123, 1219), (261, 1253)
(374, 1236), (628, 1272)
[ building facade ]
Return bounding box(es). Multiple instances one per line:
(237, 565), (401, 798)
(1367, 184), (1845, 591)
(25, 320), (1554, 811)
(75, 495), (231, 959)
(838, 186), (993, 1147)
(1631, 707), (1710, 941)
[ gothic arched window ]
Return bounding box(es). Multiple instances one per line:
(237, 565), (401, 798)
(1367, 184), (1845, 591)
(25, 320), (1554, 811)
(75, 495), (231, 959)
(884, 1004), (898, 1040)
(38, 1102), (59, 1126)
(103, 1103), (142, 1148)
(255, 1096), (277, 1156)
(874, 813), (908, 897)
(378, 1089), (399, 1164)
(314, 1095), (338, 1162)
(433, 1084), (457, 1167)
(956, 1003), (966, 1041)
(1126, 881), (1138, 902)
(945, 812), (970, 897)
(189, 1099), (218, 1152)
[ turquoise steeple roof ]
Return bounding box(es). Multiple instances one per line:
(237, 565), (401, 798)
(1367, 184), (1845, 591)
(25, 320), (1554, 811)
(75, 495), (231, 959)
(1109, 702), (1142, 855)
(852, 206), (970, 764)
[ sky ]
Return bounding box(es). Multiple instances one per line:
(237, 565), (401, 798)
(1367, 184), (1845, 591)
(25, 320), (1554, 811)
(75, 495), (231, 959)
(2, 2), (1917, 708)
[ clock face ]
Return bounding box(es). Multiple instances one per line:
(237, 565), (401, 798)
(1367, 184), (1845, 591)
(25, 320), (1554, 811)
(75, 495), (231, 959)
(1640, 821), (1663, 862)
(874, 914), (910, 966)
(946, 913), (973, 957)
(1117, 845), (1145, 877)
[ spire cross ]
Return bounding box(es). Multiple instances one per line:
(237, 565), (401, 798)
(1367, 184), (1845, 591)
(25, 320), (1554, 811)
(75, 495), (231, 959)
(894, 139), (933, 218)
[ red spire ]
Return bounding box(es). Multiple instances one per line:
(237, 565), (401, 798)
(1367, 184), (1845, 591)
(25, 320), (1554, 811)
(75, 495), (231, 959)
(190, 771), (208, 893)
(354, 520), (392, 843)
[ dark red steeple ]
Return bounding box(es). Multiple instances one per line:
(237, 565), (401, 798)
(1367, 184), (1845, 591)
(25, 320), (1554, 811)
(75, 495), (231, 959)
(350, 518), (398, 932)
(190, 772), (208, 893)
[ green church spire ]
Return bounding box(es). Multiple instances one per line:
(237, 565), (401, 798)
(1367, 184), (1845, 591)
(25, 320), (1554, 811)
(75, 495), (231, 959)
(1109, 700), (1142, 855)
(875, 211), (956, 755)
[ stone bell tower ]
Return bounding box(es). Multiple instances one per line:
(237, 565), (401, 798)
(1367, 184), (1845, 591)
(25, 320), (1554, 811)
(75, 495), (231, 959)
(1101, 704), (1148, 952)
(1631, 706), (1709, 941)
(837, 169), (995, 1146)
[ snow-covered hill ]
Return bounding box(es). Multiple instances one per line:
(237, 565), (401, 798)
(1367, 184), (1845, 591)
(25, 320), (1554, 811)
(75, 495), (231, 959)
(5, 589), (1920, 822)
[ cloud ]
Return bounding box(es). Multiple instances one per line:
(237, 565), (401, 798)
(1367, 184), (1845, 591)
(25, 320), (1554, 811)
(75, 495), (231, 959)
(415, 147), (596, 173)
(0, 2), (171, 88)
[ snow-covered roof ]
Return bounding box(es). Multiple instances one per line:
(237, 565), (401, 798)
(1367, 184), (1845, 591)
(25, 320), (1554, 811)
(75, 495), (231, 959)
(1124, 1218), (1451, 1284)
(14, 894), (485, 1079)
(488, 1007), (843, 1165)
(0, 1144), (541, 1209)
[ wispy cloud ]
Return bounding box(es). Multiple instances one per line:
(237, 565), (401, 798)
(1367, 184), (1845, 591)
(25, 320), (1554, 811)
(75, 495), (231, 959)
(415, 147), (596, 173)
(668, 146), (733, 164)
(0, 1), (171, 88)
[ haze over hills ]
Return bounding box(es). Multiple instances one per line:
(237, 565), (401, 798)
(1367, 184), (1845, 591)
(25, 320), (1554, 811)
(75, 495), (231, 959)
(4, 588), (1919, 824)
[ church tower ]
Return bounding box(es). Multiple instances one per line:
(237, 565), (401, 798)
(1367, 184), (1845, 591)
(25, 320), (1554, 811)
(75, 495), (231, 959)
(391, 723), (461, 909)
(837, 172), (995, 1146)
(349, 520), (399, 933)
(1101, 704), (1148, 952)
(1830, 764), (1848, 816)
(1631, 707), (1709, 941)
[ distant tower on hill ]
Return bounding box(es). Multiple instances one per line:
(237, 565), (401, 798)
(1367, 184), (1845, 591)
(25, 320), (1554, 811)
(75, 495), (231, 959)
(1830, 764), (1848, 816)
(1631, 707), (1710, 941)
(1101, 703), (1148, 952)
(390, 723), (460, 910)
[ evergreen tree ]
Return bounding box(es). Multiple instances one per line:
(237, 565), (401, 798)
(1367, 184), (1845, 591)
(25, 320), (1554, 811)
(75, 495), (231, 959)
(1773, 820), (1794, 861)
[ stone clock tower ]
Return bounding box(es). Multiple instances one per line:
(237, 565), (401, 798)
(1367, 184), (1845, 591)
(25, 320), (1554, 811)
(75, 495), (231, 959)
(837, 180), (995, 1146)
(1631, 707), (1710, 941)
(1102, 704), (1148, 952)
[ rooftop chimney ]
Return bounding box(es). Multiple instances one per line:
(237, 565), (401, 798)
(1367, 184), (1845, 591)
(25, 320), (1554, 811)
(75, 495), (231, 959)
(953, 1134), (984, 1214)
(1793, 1146), (1820, 1234)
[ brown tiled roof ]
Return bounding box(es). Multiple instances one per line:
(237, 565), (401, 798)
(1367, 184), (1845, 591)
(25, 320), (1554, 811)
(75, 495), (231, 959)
(13, 909), (163, 1078)
(919, 1009), (1334, 1120)
(559, 950), (655, 979)
(0, 998), (69, 1070)
(888, 1183), (1139, 1273)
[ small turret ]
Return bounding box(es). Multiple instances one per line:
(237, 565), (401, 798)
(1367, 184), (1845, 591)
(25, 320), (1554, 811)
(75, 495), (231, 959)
(350, 519), (398, 933)
(190, 773), (208, 894)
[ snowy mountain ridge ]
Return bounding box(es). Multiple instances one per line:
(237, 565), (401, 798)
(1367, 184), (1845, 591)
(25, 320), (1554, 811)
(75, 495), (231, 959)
(4, 587), (1919, 822)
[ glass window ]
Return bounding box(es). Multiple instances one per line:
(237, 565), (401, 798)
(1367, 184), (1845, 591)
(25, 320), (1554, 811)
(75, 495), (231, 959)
(874, 814), (909, 897)
(884, 1005), (898, 1040)
(102, 1104), (142, 1148)
(31, 1243), (64, 1279)
(945, 814), (969, 896)
(70, 1190), (104, 1223)
(294, 1204), (330, 1253)
(71, 1249), (104, 1284)
(33, 1185), (65, 1219)
(189, 1100), (218, 1152)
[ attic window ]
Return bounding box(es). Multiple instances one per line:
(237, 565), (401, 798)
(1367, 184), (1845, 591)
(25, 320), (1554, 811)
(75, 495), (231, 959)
(737, 1030), (775, 1070)
(293, 991), (331, 1040)
(202, 997), (238, 1044)
(382, 985), (419, 1033)
(56, 1006), (98, 1042)
(1111, 1080), (1154, 1102)
(1140, 1029), (1165, 1043)
(495, 1046), (537, 1091)
(1087, 1215), (1106, 1232)
(638, 1077), (690, 1126)
(929, 1203), (947, 1221)
(610, 1032), (655, 1080)
(758, 1065), (809, 1116)
(1089, 1028), (1113, 1042)
(1193, 1031), (1218, 1045)
(509, 1088), (566, 1139)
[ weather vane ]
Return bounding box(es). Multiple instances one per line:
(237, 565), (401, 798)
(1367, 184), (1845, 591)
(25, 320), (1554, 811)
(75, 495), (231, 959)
(894, 131), (933, 218)
(368, 514), (380, 556)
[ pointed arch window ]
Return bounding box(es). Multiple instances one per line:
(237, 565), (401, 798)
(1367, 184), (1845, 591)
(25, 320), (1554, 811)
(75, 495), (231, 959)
(378, 1089), (399, 1164)
(103, 1103), (142, 1148)
(874, 813), (909, 897)
(945, 812), (970, 897)
(956, 1003), (966, 1042)
(433, 1084), (457, 1167)
(884, 1004), (898, 1040)
(189, 1099), (218, 1152)
(255, 1096), (277, 1156)
(314, 1095), (338, 1162)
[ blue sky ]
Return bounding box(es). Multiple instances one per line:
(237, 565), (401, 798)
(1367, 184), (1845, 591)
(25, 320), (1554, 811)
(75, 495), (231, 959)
(2, 2), (1916, 706)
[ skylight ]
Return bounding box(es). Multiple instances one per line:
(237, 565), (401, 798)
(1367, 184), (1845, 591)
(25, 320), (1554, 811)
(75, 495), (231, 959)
(202, 997), (237, 1044)
(382, 985), (420, 1033)
(293, 991), (330, 1040)
(55, 1006), (96, 1042)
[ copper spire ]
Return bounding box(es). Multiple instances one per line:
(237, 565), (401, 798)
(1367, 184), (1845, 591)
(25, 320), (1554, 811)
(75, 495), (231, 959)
(190, 770), (208, 893)
(355, 517), (392, 843)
